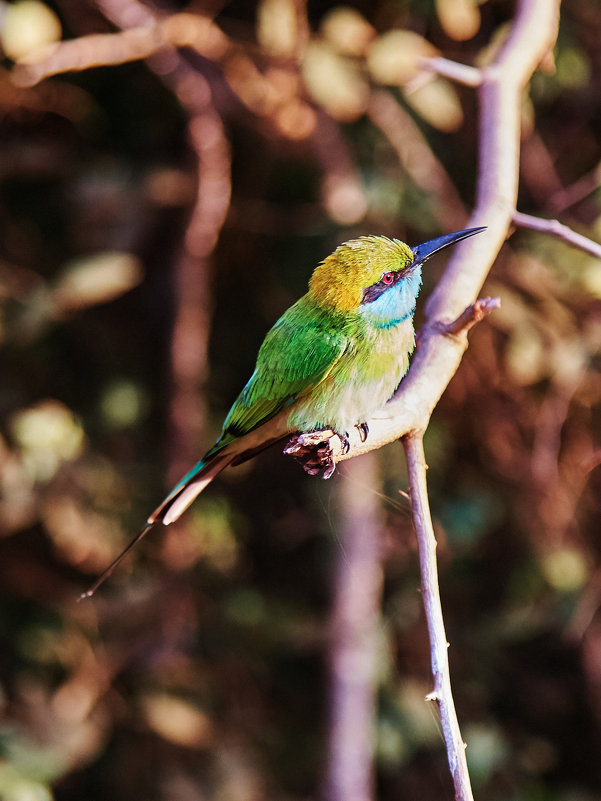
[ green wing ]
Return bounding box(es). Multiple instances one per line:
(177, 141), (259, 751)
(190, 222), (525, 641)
(205, 302), (347, 457)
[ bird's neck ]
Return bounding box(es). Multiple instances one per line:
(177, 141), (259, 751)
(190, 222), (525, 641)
(358, 267), (422, 329)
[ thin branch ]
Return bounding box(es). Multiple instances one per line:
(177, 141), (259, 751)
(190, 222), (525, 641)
(13, 7), (314, 144)
(513, 211), (601, 260)
(12, 13), (230, 87)
(549, 162), (601, 213)
(420, 56), (483, 87)
(403, 433), (473, 801)
(519, 133), (564, 206)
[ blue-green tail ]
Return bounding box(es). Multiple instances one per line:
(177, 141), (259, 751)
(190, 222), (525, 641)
(147, 450), (231, 526)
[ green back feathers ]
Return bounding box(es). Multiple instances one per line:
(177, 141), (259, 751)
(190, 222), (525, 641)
(309, 236), (414, 313)
(207, 297), (347, 456)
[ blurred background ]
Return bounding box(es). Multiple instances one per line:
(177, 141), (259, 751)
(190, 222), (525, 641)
(1, 1), (601, 799)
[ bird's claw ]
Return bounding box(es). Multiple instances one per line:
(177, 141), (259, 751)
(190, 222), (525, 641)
(284, 425), (365, 479)
(338, 431), (350, 454)
(356, 422), (369, 442)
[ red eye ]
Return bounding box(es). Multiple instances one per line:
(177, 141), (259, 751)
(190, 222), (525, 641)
(381, 271), (395, 285)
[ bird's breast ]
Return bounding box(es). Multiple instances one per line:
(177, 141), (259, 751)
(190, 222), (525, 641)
(288, 316), (415, 433)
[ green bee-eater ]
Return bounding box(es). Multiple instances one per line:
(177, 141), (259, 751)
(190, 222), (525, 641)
(83, 226), (484, 596)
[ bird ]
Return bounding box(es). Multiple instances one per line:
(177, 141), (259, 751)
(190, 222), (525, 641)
(81, 226), (485, 597)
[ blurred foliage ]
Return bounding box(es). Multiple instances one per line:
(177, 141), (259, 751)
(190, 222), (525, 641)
(0, 1), (600, 800)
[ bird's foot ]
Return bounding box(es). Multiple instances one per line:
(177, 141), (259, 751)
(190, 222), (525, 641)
(337, 431), (351, 454)
(283, 429), (339, 479)
(355, 422), (369, 442)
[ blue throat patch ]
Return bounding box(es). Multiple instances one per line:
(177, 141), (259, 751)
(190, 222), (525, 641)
(359, 268), (422, 328)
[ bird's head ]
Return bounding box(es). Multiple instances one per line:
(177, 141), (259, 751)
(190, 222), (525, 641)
(308, 228), (485, 320)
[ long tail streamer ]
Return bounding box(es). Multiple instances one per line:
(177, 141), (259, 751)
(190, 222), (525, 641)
(79, 522), (156, 600)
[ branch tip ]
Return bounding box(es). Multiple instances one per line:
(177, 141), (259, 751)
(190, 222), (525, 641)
(442, 296), (501, 337)
(513, 211), (601, 259)
(420, 56), (483, 87)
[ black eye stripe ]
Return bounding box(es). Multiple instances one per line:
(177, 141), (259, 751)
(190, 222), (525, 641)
(361, 270), (403, 304)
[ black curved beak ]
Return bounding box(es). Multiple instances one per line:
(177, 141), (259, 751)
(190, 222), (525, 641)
(411, 226), (486, 265)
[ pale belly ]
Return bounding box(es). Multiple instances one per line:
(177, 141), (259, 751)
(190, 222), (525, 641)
(287, 318), (414, 433)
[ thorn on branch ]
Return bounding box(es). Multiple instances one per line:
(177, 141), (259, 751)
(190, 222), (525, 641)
(438, 296), (501, 338)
